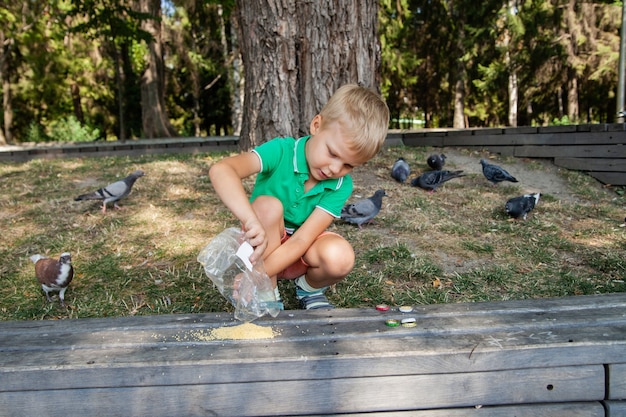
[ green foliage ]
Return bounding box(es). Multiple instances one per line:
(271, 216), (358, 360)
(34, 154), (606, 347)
(1, 0), (623, 144)
(25, 122), (47, 143)
(48, 116), (101, 142)
(551, 115), (572, 126)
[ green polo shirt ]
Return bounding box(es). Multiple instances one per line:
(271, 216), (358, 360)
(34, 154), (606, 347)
(251, 136), (353, 232)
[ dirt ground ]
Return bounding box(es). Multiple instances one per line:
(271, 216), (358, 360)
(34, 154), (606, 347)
(352, 146), (616, 204)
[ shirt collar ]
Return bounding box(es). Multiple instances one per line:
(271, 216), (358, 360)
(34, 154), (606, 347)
(293, 136), (343, 191)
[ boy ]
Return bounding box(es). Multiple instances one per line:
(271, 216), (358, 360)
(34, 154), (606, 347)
(209, 84), (389, 309)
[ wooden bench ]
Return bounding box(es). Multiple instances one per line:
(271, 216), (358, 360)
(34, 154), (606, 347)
(1, 293), (625, 416)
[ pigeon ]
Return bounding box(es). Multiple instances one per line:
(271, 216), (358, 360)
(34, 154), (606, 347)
(30, 252), (74, 307)
(427, 153), (446, 170)
(391, 157), (411, 183)
(75, 170), (145, 213)
(505, 193), (541, 220)
(341, 189), (387, 229)
(411, 170), (465, 192)
(480, 159), (518, 185)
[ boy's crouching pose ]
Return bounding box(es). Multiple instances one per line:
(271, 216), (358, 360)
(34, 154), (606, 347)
(209, 84), (389, 309)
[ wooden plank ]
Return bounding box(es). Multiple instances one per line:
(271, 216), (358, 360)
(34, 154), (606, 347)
(514, 144), (625, 158)
(440, 132), (625, 147)
(608, 364), (626, 400)
(0, 366), (605, 417)
(586, 171), (626, 186)
(606, 123), (626, 132)
(503, 126), (538, 134)
(385, 132), (405, 146)
(554, 157), (626, 171)
(403, 133), (443, 147)
(338, 402), (605, 417)
(538, 125), (579, 133)
(1, 293), (625, 393)
(605, 401), (626, 417)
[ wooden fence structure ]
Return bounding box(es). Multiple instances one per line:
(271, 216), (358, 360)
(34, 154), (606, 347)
(0, 124), (624, 185)
(397, 123), (626, 186)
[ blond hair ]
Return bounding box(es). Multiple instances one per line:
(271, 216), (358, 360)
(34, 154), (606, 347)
(319, 84), (390, 160)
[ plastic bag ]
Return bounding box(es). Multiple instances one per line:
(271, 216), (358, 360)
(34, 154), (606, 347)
(197, 227), (281, 322)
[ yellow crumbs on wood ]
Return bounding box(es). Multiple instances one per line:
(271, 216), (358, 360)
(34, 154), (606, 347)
(210, 322), (277, 340)
(178, 323), (279, 341)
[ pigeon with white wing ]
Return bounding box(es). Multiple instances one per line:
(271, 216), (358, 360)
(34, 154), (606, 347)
(30, 252), (74, 307)
(75, 170), (145, 213)
(505, 193), (541, 220)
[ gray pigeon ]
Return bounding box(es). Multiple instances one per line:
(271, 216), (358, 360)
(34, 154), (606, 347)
(30, 252), (74, 307)
(411, 170), (465, 192)
(505, 193), (541, 220)
(391, 158), (411, 183)
(427, 153), (446, 170)
(75, 170), (145, 213)
(480, 159), (518, 185)
(341, 189), (387, 229)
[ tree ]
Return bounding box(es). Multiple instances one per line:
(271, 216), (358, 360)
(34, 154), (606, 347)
(139, 0), (177, 138)
(235, 0), (382, 150)
(68, 0), (156, 140)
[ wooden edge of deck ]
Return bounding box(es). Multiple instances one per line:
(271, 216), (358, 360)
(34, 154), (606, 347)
(1, 293), (625, 416)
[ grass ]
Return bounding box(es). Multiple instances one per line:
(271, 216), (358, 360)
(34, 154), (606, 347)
(1, 146), (624, 321)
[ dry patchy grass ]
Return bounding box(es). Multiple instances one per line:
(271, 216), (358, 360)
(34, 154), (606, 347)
(0, 147), (624, 320)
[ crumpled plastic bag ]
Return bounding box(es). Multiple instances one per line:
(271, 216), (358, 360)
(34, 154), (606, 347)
(197, 227), (281, 322)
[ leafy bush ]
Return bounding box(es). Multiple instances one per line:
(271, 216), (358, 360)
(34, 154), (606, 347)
(48, 116), (100, 142)
(25, 122), (48, 143)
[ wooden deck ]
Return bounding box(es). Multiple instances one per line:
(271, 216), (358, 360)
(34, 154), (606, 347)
(1, 293), (625, 416)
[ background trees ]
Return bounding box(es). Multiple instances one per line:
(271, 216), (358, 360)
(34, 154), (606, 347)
(0, 0), (622, 145)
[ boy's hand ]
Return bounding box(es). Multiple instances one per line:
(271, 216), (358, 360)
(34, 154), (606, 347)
(242, 218), (267, 264)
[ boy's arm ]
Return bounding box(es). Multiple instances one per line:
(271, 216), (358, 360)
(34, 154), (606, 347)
(262, 208), (334, 278)
(208, 152), (266, 262)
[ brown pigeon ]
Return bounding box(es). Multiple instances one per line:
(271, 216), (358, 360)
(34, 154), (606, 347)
(75, 170), (145, 214)
(30, 252), (74, 307)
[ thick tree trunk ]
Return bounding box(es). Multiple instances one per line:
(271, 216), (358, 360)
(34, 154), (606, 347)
(236, 0), (381, 150)
(139, 0), (177, 138)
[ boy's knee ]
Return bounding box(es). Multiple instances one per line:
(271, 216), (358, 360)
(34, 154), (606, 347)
(322, 239), (355, 277)
(252, 196), (283, 220)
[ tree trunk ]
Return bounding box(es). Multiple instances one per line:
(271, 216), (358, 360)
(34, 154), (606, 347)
(235, 0), (381, 150)
(1, 28), (13, 145)
(110, 42), (127, 141)
(228, 9), (244, 136)
(139, 0), (177, 138)
(452, 20), (466, 128)
(567, 69), (579, 123)
(504, 0), (518, 127)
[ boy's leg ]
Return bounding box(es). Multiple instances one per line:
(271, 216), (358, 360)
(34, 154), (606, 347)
(297, 234), (355, 309)
(251, 196), (285, 302)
